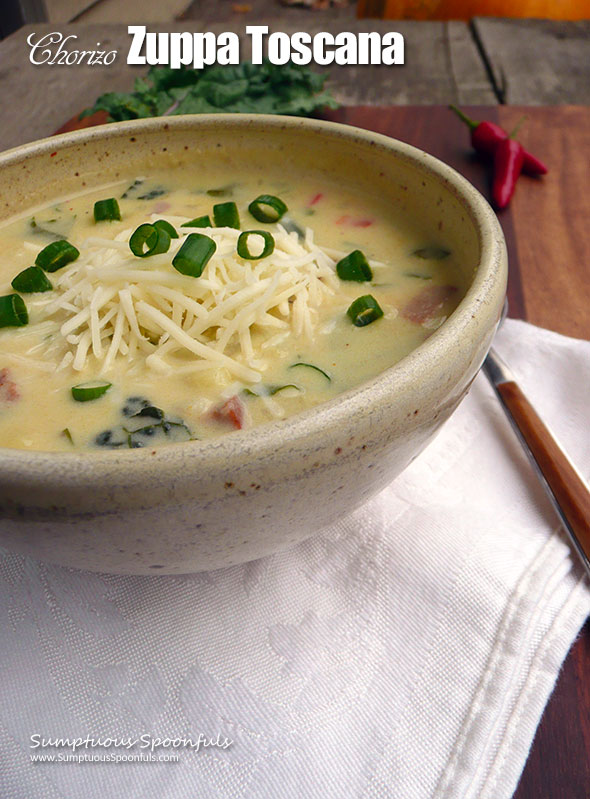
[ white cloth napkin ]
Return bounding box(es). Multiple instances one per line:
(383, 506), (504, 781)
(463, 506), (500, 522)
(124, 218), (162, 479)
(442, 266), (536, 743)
(1, 318), (589, 799)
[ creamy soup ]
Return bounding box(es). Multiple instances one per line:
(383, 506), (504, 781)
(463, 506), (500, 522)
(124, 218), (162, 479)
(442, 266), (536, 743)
(0, 168), (466, 451)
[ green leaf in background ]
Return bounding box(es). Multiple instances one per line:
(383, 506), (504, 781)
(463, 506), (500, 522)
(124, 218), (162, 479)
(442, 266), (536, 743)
(80, 60), (339, 122)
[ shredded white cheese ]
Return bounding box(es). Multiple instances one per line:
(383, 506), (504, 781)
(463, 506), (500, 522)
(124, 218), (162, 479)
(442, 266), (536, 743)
(35, 217), (343, 383)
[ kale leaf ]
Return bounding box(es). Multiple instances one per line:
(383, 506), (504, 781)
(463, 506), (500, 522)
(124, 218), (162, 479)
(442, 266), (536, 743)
(80, 61), (338, 122)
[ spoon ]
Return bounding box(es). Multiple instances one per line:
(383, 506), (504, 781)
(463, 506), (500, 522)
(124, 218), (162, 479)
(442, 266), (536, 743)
(483, 304), (590, 579)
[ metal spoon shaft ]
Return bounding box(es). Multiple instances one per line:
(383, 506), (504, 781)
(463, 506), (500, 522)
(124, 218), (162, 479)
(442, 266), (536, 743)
(483, 348), (590, 578)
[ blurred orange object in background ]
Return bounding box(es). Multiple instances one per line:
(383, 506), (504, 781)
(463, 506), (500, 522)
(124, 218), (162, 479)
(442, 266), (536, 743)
(357, 0), (590, 20)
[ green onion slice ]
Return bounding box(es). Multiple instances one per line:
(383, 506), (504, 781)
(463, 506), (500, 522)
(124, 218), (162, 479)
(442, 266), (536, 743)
(153, 219), (178, 239)
(62, 428), (74, 445)
(237, 230), (275, 260)
(347, 295), (384, 327)
(35, 240), (80, 273)
(129, 223), (171, 258)
(336, 250), (373, 282)
(94, 198), (121, 222)
(11, 266), (53, 293)
(71, 380), (112, 402)
(248, 194), (288, 223)
(288, 362), (331, 382)
(0, 294), (28, 327)
(213, 201), (240, 229)
(181, 215), (212, 229)
(172, 233), (216, 277)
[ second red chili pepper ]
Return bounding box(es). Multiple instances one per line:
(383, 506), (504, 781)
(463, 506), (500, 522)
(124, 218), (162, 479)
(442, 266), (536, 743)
(492, 137), (525, 210)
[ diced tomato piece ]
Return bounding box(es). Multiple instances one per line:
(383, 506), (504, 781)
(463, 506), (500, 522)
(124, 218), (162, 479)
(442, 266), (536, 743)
(401, 285), (458, 325)
(0, 368), (19, 402)
(212, 395), (246, 429)
(309, 193), (323, 206)
(335, 215), (373, 227)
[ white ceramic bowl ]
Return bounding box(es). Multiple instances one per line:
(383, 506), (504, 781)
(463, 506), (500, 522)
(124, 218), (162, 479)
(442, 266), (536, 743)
(0, 115), (506, 574)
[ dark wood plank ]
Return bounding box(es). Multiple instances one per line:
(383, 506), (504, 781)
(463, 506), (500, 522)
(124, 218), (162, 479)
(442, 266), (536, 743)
(53, 109), (109, 135)
(514, 619), (590, 799)
(498, 106), (590, 340)
(472, 18), (590, 104)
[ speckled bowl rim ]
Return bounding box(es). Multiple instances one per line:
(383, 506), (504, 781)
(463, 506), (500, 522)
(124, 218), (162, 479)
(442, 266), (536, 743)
(0, 114), (506, 484)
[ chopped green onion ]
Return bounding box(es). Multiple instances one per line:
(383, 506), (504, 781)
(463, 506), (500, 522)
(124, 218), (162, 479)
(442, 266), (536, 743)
(412, 246), (450, 260)
(35, 240), (79, 272)
(248, 194), (288, 223)
(62, 428), (74, 445)
(71, 380), (112, 402)
(181, 215), (212, 229)
(213, 201), (240, 229)
(172, 233), (216, 277)
(336, 250), (373, 282)
(0, 294), (28, 327)
(94, 198), (121, 222)
(153, 219), (178, 239)
(129, 223), (171, 258)
(237, 230), (275, 260)
(347, 295), (384, 327)
(288, 362), (331, 382)
(11, 266), (53, 293)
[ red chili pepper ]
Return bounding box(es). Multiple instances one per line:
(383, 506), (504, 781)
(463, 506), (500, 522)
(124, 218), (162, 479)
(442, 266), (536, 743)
(449, 105), (506, 157)
(449, 105), (547, 176)
(492, 138), (524, 209)
(520, 150), (548, 176)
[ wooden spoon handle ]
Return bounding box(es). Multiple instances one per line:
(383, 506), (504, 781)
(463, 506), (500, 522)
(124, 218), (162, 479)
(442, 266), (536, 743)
(484, 350), (590, 578)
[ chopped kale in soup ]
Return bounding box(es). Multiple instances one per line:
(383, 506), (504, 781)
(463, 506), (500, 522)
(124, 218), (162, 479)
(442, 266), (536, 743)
(0, 169), (466, 451)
